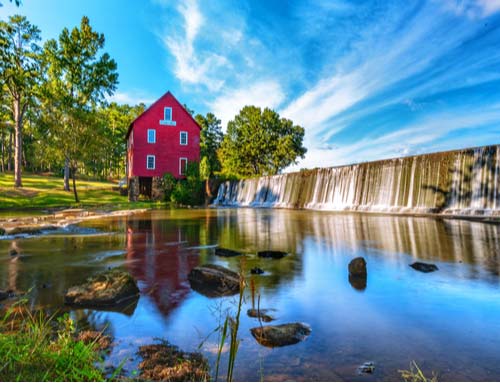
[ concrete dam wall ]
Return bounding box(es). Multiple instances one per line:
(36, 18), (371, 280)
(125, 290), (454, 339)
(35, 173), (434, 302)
(213, 144), (500, 217)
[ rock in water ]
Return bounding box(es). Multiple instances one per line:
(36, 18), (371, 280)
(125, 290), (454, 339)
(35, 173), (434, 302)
(410, 262), (438, 273)
(247, 308), (275, 322)
(358, 361), (375, 374)
(349, 274), (367, 291)
(137, 341), (210, 381)
(250, 267), (265, 275)
(188, 264), (240, 297)
(348, 257), (367, 277)
(214, 247), (242, 257)
(257, 251), (288, 259)
(250, 323), (311, 347)
(64, 269), (139, 307)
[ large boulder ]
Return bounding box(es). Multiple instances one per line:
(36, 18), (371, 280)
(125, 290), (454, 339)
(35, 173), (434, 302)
(410, 262), (438, 273)
(64, 269), (139, 307)
(250, 323), (311, 348)
(188, 264), (240, 297)
(348, 257), (367, 277)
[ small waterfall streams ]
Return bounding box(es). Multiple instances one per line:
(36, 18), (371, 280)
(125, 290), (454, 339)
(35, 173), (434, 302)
(214, 145), (500, 216)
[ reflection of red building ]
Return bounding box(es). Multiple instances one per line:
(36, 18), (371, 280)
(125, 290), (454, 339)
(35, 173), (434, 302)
(125, 218), (200, 316)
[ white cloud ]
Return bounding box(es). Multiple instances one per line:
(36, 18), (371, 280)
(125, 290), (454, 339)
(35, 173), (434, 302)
(440, 0), (500, 18)
(287, 105), (500, 171)
(107, 91), (155, 106)
(162, 0), (228, 91)
(208, 81), (285, 129)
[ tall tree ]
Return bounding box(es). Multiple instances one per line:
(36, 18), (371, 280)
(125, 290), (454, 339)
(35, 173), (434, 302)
(195, 112), (223, 197)
(42, 16), (118, 201)
(219, 106), (306, 177)
(0, 15), (41, 187)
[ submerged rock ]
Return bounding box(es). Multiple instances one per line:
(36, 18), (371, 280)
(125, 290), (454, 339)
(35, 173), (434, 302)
(349, 274), (367, 291)
(137, 341), (210, 381)
(250, 322), (311, 348)
(6, 225), (58, 236)
(247, 308), (275, 322)
(358, 361), (375, 374)
(250, 267), (265, 275)
(348, 257), (367, 277)
(76, 330), (112, 351)
(188, 264), (240, 297)
(257, 250), (288, 259)
(214, 247), (242, 257)
(0, 289), (16, 301)
(64, 269), (139, 307)
(8, 249), (18, 257)
(410, 262), (438, 273)
(0, 228), (5, 235)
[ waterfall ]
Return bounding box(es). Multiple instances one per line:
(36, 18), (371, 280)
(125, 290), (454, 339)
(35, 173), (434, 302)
(213, 144), (500, 217)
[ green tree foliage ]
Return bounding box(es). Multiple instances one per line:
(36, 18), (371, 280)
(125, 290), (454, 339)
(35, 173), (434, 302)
(195, 112), (223, 175)
(219, 106), (307, 177)
(0, 15), (41, 187)
(170, 162), (204, 206)
(41, 16), (118, 201)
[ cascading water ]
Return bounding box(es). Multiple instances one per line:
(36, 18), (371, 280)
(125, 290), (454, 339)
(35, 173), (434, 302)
(213, 144), (500, 216)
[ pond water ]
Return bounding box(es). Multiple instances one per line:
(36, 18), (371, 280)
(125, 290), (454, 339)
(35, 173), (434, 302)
(1, 208), (500, 381)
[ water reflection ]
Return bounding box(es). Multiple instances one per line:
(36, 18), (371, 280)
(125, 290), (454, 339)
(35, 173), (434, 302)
(1, 209), (500, 381)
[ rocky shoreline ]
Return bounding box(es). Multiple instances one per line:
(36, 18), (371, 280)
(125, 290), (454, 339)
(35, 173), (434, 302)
(0, 208), (150, 236)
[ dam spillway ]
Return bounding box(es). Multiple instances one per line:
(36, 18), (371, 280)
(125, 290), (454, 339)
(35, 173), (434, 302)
(213, 144), (500, 216)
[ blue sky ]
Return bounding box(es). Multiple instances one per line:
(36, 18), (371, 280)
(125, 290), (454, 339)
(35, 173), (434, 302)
(1, 0), (500, 170)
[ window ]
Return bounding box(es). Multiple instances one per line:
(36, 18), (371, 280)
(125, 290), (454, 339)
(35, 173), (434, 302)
(179, 157), (188, 175)
(159, 107), (176, 126)
(147, 129), (156, 143)
(180, 131), (188, 145)
(164, 107), (172, 121)
(146, 155), (155, 170)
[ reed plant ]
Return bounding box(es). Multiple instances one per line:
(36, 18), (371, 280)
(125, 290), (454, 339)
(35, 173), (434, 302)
(0, 300), (105, 381)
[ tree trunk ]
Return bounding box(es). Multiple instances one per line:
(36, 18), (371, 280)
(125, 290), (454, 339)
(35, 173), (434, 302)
(1, 128), (5, 172)
(13, 99), (23, 188)
(64, 157), (70, 191)
(71, 166), (79, 203)
(7, 129), (12, 172)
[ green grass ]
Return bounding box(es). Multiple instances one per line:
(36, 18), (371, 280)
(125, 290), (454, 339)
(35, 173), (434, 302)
(0, 302), (105, 381)
(0, 172), (161, 210)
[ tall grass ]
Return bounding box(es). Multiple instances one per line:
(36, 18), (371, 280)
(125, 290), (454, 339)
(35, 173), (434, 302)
(399, 361), (438, 382)
(0, 301), (105, 381)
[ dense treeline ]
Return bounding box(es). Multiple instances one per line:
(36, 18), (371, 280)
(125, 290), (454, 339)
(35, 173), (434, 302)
(0, 13), (306, 204)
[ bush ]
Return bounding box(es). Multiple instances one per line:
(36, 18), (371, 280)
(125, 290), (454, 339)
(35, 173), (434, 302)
(169, 162), (204, 206)
(162, 173), (177, 202)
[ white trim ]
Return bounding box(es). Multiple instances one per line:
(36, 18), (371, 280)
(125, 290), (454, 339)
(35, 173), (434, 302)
(180, 131), (188, 145)
(146, 155), (155, 170)
(179, 157), (188, 175)
(159, 107), (176, 126)
(147, 129), (156, 143)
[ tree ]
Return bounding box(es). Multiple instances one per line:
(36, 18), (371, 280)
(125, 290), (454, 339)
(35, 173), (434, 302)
(218, 106), (306, 177)
(195, 112), (223, 196)
(42, 16), (118, 201)
(0, 15), (41, 187)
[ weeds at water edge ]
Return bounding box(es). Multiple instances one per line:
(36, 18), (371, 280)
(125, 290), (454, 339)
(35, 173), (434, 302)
(399, 361), (438, 382)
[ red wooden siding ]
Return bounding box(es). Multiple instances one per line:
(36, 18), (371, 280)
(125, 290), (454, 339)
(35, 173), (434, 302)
(126, 91), (200, 178)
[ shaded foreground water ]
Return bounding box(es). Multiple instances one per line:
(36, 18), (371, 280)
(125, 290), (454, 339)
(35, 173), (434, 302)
(1, 208), (500, 381)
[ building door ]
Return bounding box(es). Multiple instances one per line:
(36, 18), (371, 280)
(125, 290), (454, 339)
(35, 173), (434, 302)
(139, 177), (152, 199)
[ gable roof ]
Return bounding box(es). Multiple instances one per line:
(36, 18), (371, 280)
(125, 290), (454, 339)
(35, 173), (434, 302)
(125, 90), (202, 140)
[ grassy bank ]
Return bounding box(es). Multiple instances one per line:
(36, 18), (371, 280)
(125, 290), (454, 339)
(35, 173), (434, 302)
(0, 172), (159, 210)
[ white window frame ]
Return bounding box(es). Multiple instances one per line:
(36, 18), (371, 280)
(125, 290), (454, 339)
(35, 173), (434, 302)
(180, 131), (188, 146)
(179, 157), (188, 175)
(159, 107), (176, 126)
(147, 129), (156, 143)
(146, 155), (155, 170)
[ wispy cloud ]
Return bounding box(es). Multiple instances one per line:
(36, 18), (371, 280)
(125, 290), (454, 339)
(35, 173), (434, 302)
(161, 0), (228, 91)
(208, 81), (285, 129)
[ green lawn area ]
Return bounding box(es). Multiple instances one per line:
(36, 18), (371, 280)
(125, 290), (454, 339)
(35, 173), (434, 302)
(0, 172), (134, 209)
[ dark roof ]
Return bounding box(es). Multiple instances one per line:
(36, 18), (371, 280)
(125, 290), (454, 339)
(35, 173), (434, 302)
(125, 90), (202, 140)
